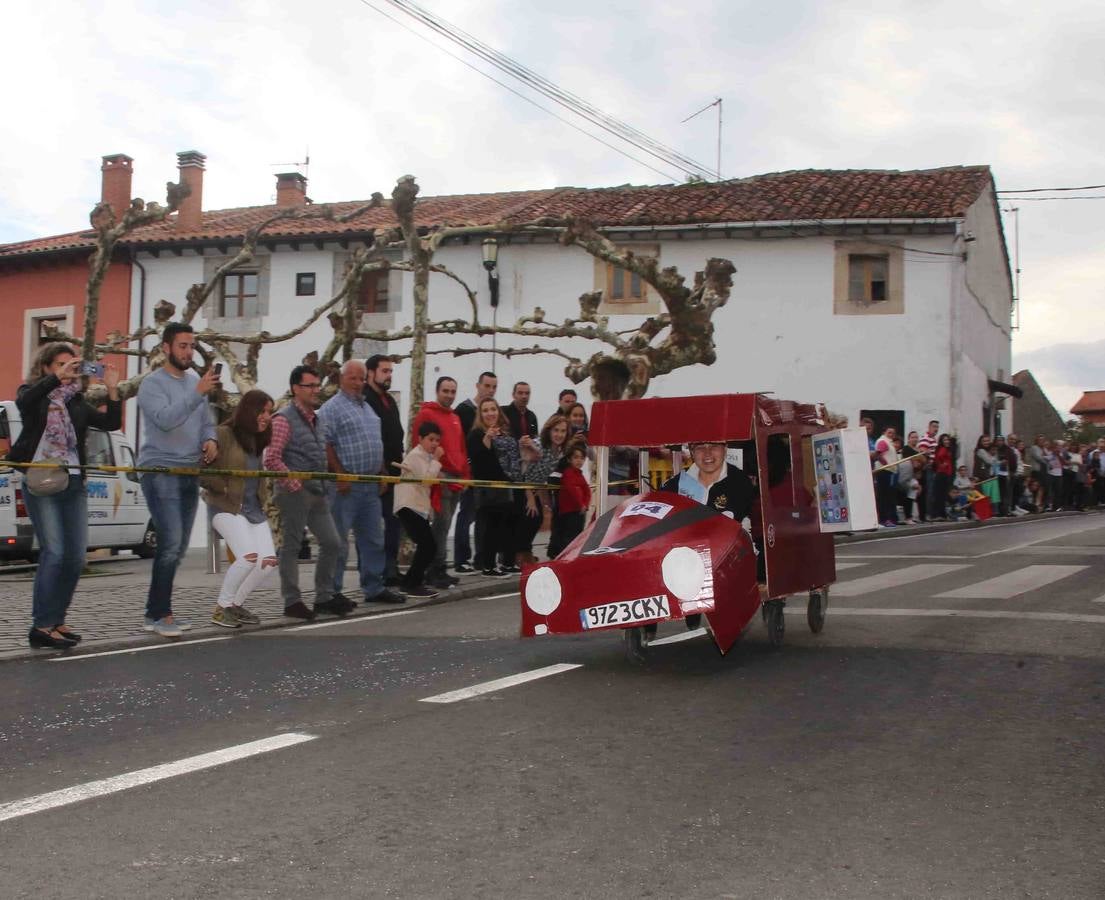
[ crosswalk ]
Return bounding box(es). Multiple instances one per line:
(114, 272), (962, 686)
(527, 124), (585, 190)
(832, 558), (1095, 603)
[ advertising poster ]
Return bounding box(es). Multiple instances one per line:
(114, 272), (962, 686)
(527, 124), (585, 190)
(813, 427), (878, 532)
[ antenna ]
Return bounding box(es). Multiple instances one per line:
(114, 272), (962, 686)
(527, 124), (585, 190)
(269, 148), (311, 181)
(1002, 205), (1021, 330)
(681, 98), (722, 181)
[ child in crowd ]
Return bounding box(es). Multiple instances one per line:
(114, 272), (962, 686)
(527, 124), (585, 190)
(548, 442), (590, 558)
(953, 465), (973, 492)
(393, 421), (444, 598)
(947, 486), (972, 520)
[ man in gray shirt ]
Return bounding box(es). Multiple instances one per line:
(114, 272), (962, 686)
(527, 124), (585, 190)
(137, 323), (218, 638)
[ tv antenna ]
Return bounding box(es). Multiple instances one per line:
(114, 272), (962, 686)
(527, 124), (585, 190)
(681, 98), (722, 181)
(270, 149), (310, 180)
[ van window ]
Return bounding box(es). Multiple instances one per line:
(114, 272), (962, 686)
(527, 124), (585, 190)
(117, 443), (140, 483)
(86, 430), (114, 470)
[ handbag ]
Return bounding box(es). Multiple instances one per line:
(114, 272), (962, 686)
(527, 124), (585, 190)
(25, 458), (70, 496)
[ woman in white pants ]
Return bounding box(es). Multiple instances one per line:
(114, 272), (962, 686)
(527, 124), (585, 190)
(200, 389), (276, 628)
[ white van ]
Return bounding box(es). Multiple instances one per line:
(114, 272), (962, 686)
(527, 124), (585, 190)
(0, 401), (156, 561)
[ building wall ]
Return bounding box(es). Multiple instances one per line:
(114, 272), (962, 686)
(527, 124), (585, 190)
(0, 258), (132, 399)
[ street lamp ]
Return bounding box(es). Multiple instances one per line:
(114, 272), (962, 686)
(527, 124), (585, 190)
(482, 237), (500, 308)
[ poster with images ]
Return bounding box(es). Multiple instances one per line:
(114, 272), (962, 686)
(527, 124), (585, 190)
(813, 428), (878, 532)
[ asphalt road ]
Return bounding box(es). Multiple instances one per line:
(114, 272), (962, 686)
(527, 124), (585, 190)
(1, 515), (1104, 899)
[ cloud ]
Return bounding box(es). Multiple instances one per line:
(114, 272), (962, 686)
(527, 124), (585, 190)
(1014, 339), (1105, 416)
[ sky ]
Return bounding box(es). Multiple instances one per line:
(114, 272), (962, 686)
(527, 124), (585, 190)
(3, 0), (1103, 416)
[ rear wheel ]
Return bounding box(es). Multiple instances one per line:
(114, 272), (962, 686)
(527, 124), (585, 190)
(135, 521), (157, 559)
(807, 588), (828, 633)
(765, 600), (785, 649)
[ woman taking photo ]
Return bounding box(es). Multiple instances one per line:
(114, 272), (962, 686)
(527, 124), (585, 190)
(12, 343), (121, 649)
(467, 398), (518, 577)
(200, 389), (276, 628)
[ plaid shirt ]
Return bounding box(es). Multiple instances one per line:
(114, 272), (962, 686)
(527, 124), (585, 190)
(318, 389), (383, 475)
(263, 398), (317, 493)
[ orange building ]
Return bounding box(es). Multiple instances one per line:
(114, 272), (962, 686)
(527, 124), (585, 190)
(1071, 391), (1105, 425)
(0, 155), (134, 398)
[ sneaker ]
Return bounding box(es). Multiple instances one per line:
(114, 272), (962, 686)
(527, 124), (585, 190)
(152, 617), (183, 639)
(482, 567), (510, 578)
(283, 601), (317, 621)
(403, 584), (439, 599)
(146, 615), (190, 632)
(232, 605), (260, 625)
(428, 572), (459, 589)
(143, 616), (157, 632)
(454, 563), (477, 575)
(367, 588), (406, 604)
(315, 597), (352, 617)
(332, 592), (357, 607)
(211, 605), (242, 629)
(500, 564), (522, 574)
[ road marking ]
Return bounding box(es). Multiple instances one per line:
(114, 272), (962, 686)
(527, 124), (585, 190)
(419, 663), (582, 704)
(831, 564), (970, 598)
(935, 565), (1087, 599)
(784, 607), (1105, 625)
(49, 636), (233, 662)
(291, 609), (421, 631)
(0, 733), (317, 823)
(649, 627), (708, 646)
(834, 562), (868, 570)
(1092, 595), (1105, 604)
(470, 591), (521, 601)
(836, 554), (970, 560)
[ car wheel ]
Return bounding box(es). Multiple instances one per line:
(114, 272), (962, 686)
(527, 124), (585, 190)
(807, 588), (828, 634)
(135, 521), (157, 558)
(765, 600), (785, 649)
(624, 626), (648, 664)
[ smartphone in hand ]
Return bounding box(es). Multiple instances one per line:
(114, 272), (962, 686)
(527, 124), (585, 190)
(81, 361), (105, 378)
(212, 363), (223, 377)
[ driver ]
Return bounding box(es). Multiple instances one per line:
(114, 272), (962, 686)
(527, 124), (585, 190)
(660, 440), (755, 521)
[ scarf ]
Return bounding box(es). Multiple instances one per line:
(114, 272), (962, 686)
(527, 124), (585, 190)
(37, 382), (80, 462)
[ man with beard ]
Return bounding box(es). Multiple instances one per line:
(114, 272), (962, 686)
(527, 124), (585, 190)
(363, 355), (404, 587)
(136, 322), (218, 639)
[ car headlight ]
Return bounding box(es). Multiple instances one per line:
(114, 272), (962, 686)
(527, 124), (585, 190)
(662, 546), (706, 601)
(525, 566), (562, 616)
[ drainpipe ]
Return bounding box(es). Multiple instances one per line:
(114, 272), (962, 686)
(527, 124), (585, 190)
(130, 248), (147, 446)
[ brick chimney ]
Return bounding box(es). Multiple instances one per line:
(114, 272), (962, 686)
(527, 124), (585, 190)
(176, 150), (206, 232)
(100, 154), (134, 219)
(275, 172), (308, 208)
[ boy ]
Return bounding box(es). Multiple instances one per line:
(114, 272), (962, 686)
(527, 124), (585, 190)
(393, 421), (444, 598)
(549, 442), (591, 557)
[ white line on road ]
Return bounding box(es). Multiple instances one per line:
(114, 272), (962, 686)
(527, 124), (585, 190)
(831, 564), (970, 598)
(291, 609), (421, 631)
(649, 627), (708, 646)
(0, 733), (317, 823)
(49, 636), (234, 663)
(834, 562), (868, 570)
(935, 565), (1087, 599)
(784, 607), (1105, 625)
(1092, 595), (1105, 604)
(419, 663), (582, 704)
(836, 554), (971, 560)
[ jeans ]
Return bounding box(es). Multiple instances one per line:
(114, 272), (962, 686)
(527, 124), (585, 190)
(474, 502), (513, 571)
(397, 507), (436, 587)
(142, 473), (199, 620)
(211, 512), (276, 607)
(330, 484), (385, 598)
(454, 488), (474, 567)
(25, 478), (88, 629)
(381, 485), (401, 578)
(275, 488), (340, 608)
(428, 487), (460, 578)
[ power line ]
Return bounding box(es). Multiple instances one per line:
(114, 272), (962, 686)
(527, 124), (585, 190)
(996, 183), (1105, 193)
(998, 195), (1105, 201)
(354, 0), (680, 182)
(373, 0), (716, 181)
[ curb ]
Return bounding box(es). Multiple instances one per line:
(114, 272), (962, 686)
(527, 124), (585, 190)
(0, 574), (522, 665)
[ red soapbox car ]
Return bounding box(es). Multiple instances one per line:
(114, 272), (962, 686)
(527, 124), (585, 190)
(520, 394), (836, 658)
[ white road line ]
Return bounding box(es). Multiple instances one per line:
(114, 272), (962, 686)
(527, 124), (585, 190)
(836, 554), (971, 560)
(1092, 595), (1105, 604)
(831, 564), (970, 598)
(649, 627), (708, 646)
(834, 562), (868, 570)
(419, 663), (582, 704)
(291, 609), (421, 631)
(469, 591), (521, 602)
(935, 565), (1087, 599)
(0, 733), (317, 823)
(784, 607), (1105, 625)
(49, 636), (233, 663)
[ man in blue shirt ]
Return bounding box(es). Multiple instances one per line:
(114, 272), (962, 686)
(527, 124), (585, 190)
(319, 360), (403, 605)
(136, 322), (218, 639)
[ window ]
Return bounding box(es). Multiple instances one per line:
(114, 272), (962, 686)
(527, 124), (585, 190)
(85, 429), (114, 470)
(593, 243), (660, 315)
(848, 254), (888, 304)
(359, 271), (390, 314)
(295, 272), (316, 296)
(833, 241), (904, 315)
(220, 272), (259, 318)
(608, 266), (644, 302)
(36, 315), (68, 345)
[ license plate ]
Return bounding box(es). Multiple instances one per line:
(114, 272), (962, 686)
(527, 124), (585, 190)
(580, 595), (670, 630)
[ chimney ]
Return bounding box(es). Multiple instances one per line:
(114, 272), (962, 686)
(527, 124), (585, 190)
(275, 172), (308, 208)
(176, 150), (206, 232)
(100, 154), (134, 219)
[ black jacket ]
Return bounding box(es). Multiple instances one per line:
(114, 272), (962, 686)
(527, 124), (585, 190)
(661, 464), (756, 521)
(11, 374), (123, 480)
(363, 386), (404, 467)
(503, 403), (538, 440)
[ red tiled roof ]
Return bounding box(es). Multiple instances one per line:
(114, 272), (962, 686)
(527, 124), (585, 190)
(1, 165), (993, 260)
(1071, 390), (1105, 414)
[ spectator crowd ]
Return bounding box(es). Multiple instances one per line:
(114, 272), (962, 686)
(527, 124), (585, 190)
(13, 322), (1105, 650)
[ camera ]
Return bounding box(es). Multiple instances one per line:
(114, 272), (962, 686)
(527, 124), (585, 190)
(212, 363), (223, 377)
(81, 361), (105, 378)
